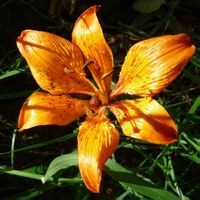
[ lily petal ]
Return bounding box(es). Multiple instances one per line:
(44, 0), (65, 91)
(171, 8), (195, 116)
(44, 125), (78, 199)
(17, 30), (95, 96)
(111, 34), (195, 99)
(78, 107), (119, 192)
(72, 5), (113, 94)
(18, 92), (88, 132)
(110, 97), (178, 144)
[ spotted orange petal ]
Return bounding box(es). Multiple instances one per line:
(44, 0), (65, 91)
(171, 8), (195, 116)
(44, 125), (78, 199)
(72, 5), (113, 94)
(17, 30), (95, 96)
(110, 97), (178, 144)
(111, 34), (195, 99)
(78, 107), (119, 192)
(18, 92), (88, 132)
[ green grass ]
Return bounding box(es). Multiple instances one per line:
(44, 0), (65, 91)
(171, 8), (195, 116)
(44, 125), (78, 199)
(0, 0), (200, 199)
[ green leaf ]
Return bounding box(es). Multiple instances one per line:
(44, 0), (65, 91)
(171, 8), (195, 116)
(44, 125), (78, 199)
(0, 165), (82, 184)
(182, 95), (200, 126)
(42, 152), (78, 183)
(116, 189), (131, 200)
(22, 165), (46, 175)
(184, 69), (200, 85)
(0, 68), (27, 80)
(0, 166), (46, 181)
(0, 132), (77, 156)
(2, 184), (55, 200)
(133, 0), (165, 13)
(179, 151), (200, 164)
(188, 95), (200, 115)
(190, 56), (200, 68)
(105, 159), (180, 200)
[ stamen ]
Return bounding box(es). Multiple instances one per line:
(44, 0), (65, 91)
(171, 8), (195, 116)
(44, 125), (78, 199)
(101, 70), (113, 80)
(82, 60), (93, 70)
(84, 105), (97, 116)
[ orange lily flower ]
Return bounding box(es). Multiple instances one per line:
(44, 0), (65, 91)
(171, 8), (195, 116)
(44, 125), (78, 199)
(16, 5), (195, 193)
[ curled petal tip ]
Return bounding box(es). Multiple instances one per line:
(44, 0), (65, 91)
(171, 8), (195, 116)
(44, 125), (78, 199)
(17, 31), (25, 40)
(178, 33), (195, 51)
(17, 30), (29, 43)
(16, 36), (22, 43)
(87, 4), (101, 12)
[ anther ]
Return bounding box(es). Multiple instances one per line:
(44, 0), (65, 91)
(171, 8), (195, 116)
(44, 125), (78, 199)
(64, 67), (75, 73)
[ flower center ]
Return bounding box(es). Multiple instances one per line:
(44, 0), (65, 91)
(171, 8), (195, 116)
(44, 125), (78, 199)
(89, 94), (102, 110)
(84, 94), (103, 116)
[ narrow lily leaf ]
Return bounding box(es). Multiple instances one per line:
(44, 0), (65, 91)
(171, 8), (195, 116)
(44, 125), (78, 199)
(116, 190), (131, 200)
(133, 0), (165, 13)
(0, 165), (82, 183)
(0, 132), (77, 156)
(190, 56), (200, 68)
(181, 132), (200, 153)
(105, 159), (180, 200)
(3, 184), (56, 200)
(0, 0), (15, 8)
(0, 68), (27, 80)
(0, 166), (46, 181)
(182, 95), (200, 125)
(178, 151), (200, 164)
(42, 152), (78, 183)
(184, 69), (200, 85)
(148, 145), (171, 173)
(187, 95), (200, 114)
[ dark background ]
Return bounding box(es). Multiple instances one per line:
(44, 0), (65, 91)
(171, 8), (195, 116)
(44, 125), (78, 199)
(0, 0), (200, 199)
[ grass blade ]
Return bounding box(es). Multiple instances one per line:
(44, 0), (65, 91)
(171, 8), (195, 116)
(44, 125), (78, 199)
(0, 68), (27, 80)
(0, 132), (78, 156)
(0, 165), (82, 184)
(105, 159), (180, 200)
(2, 184), (56, 200)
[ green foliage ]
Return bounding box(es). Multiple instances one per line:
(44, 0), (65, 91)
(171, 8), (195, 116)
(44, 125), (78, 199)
(106, 159), (181, 200)
(133, 0), (166, 13)
(42, 152), (79, 183)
